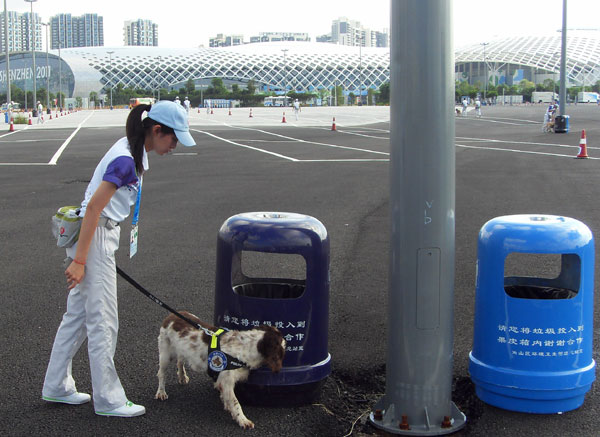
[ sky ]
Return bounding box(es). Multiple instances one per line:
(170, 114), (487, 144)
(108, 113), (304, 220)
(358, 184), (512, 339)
(4, 0), (600, 50)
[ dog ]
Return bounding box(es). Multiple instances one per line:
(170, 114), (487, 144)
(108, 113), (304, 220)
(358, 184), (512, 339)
(155, 311), (286, 429)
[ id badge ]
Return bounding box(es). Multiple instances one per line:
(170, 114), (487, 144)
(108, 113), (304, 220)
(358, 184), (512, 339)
(129, 224), (139, 258)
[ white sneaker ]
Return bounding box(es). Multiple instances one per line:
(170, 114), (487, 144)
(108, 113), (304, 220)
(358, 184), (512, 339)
(42, 392), (91, 405)
(95, 401), (145, 417)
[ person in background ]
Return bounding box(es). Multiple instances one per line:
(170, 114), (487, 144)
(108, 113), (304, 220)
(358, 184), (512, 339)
(293, 99), (300, 120)
(475, 98), (482, 118)
(37, 101), (44, 124)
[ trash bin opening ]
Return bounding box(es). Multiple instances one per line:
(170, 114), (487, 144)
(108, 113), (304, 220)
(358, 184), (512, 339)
(241, 252), (306, 281)
(233, 281), (306, 299)
(504, 284), (577, 299)
(504, 253), (580, 299)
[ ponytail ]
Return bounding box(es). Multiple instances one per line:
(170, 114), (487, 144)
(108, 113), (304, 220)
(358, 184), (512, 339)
(126, 104), (152, 175)
(126, 103), (176, 175)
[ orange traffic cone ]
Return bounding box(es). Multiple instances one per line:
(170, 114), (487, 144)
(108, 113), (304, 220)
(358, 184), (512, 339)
(197, 108), (200, 113)
(28, 113), (32, 125)
(331, 117), (337, 131)
(249, 108), (253, 118)
(228, 108), (232, 116)
(576, 129), (589, 159)
(9, 117), (14, 132)
(282, 112), (287, 123)
(210, 108), (214, 115)
(49, 113), (52, 120)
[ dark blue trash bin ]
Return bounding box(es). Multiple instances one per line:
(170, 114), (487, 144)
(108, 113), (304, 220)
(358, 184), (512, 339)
(554, 114), (570, 133)
(214, 212), (331, 404)
(470, 215), (595, 413)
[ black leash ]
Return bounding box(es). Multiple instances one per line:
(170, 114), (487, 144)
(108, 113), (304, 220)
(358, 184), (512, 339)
(116, 265), (246, 378)
(115, 265), (222, 337)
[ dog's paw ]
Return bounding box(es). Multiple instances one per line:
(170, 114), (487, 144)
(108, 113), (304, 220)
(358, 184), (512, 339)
(177, 374), (190, 385)
(238, 418), (255, 429)
(154, 389), (168, 401)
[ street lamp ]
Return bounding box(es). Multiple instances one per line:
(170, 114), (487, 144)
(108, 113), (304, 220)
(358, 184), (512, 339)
(107, 50), (114, 109)
(58, 38), (62, 109)
(41, 22), (49, 111)
(155, 55), (162, 101)
(281, 48), (288, 102)
(552, 52), (560, 103)
(480, 42), (489, 100)
(3, 0), (10, 109)
(25, 0), (37, 110)
(359, 34), (364, 105)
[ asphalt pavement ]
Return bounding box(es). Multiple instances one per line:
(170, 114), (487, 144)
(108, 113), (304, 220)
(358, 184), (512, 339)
(1, 104), (599, 436)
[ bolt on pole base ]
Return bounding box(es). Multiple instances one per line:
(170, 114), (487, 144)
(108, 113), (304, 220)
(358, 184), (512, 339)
(369, 400), (466, 436)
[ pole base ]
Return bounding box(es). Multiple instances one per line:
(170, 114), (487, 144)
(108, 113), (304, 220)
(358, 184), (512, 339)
(369, 398), (466, 436)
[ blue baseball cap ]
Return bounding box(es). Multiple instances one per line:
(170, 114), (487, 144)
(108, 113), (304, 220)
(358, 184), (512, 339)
(147, 100), (196, 147)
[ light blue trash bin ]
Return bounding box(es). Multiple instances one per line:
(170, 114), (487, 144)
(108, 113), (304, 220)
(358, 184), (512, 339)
(470, 215), (595, 413)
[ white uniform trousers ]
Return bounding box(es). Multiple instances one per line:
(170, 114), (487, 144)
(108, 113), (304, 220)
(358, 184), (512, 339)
(42, 224), (127, 411)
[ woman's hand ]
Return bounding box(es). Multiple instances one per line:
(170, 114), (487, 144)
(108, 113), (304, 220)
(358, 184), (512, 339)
(65, 261), (85, 290)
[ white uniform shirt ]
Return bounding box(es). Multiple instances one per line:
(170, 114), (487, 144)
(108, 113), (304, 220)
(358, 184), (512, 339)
(80, 137), (149, 222)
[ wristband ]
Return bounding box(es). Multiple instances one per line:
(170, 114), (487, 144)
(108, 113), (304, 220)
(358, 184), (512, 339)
(73, 259), (86, 266)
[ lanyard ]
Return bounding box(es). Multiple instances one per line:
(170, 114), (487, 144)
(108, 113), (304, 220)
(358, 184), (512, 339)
(129, 177), (142, 258)
(131, 178), (142, 226)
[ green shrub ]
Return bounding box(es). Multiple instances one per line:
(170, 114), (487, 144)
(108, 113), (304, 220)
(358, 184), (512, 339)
(13, 115), (28, 124)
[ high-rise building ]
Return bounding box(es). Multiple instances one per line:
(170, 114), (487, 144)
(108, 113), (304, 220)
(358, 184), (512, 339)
(209, 34), (244, 47)
(330, 17), (389, 48)
(0, 11), (42, 53)
(249, 32), (310, 43)
(50, 13), (104, 49)
(124, 19), (158, 46)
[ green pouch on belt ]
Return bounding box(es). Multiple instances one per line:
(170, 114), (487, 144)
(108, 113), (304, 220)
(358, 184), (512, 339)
(52, 206), (82, 248)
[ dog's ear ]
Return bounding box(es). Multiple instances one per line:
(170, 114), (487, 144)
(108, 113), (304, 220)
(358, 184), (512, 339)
(257, 327), (285, 373)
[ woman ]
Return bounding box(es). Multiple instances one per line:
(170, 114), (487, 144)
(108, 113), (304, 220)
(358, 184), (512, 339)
(42, 101), (196, 417)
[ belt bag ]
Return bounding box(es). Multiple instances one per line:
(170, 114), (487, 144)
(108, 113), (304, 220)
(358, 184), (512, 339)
(51, 206), (82, 248)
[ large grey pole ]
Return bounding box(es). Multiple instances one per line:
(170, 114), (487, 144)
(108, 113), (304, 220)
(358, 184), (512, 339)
(559, 0), (567, 116)
(370, 1), (466, 434)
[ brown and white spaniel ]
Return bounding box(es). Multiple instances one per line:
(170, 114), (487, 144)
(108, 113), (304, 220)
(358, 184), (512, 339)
(154, 311), (285, 429)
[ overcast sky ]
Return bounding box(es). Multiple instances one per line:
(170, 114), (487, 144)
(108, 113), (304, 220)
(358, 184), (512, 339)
(4, 0), (599, 49)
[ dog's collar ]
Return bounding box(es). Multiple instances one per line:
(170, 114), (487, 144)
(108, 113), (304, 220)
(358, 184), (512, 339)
(207, 329), (248, 381)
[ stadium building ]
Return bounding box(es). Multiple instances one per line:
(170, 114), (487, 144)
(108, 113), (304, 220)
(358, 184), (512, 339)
(0, 33), (599, 103)
(455, 32), (600, 88)
(0, 42), (389, 102)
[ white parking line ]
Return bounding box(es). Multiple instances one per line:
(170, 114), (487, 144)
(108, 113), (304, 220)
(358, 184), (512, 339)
(48, 111), (95, 165)
(457, 136), (584, 150)
(456, 143), (600, 159)
(192, 129), (299, 161)
(0, 138), (66, 143)
(225, 125), (390, 156)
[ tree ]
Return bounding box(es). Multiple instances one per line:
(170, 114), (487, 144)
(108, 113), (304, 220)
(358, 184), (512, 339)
(245, 79), (256, 95)
(207, 78), (227, 97)
(335, 85), (344, 106)
(517, 79), (536, 102)
(367, 88), (375, 105)
(89, 91), (98, 107)
(379, 82), (389, 104)
(455, 80), (477, 101)
(185, 78), (195, 95)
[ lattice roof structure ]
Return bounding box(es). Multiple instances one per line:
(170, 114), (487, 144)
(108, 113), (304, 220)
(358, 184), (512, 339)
(56, 41), (390, 98)
(455, 32), (600, 86)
